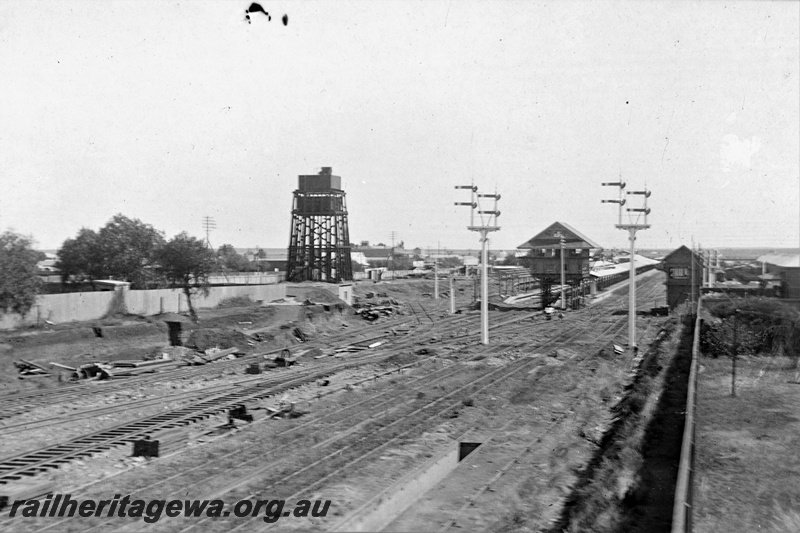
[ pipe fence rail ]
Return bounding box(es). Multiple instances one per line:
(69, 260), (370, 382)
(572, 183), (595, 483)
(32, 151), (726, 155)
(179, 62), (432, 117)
(672, 297), (702, 533)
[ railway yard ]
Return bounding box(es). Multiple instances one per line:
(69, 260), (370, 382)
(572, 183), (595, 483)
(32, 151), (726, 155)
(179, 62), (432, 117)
(0, 270), (679, 532)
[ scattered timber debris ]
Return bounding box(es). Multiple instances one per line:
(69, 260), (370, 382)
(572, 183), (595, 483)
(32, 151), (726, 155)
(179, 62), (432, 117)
(353, 303), (401, 322)
(263, 349), (296, 368)
(263, 396), (305, 419)
(203, 347), (242, 362)
(333, 345), (368, 356)
(61, 346), (244, 381)
(14, 359), (51, 378)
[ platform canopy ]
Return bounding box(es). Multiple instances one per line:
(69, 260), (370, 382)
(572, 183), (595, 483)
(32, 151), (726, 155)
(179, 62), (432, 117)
(517, 221), (602, 250)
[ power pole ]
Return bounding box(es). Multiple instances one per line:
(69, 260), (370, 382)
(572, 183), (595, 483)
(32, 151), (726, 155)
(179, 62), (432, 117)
(691, 237), (696, 313)
(202, 216), (216, 250)
(389, 231), (398, 278)
(602, 180), (651, 352)
(731, 309), (739, 397)
(449, 274), (456, 314)
(455, 184), (500, 345)
(434, 258), (439, 299)
(560, 235), (566, 311)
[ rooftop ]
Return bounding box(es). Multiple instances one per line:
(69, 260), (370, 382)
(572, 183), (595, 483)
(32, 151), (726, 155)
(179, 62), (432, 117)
(518, 221), (602, 250)
(757, 253), (800, 268)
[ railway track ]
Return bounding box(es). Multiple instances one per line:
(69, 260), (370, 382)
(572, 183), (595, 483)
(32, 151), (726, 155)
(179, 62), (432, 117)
(200, 314), (636, 533)
(0, 310), (487, 434)
(0, 270), (659, 423)
(0, 305), (496, 483)
(0, 272), (665, 532)
(0, 313), (428, 422)
(2, 270), (659, 446)
(0, 292), (639, 532)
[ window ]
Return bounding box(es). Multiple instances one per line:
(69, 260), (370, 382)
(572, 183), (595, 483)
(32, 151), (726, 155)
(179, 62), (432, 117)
(670, 267), (689, 279)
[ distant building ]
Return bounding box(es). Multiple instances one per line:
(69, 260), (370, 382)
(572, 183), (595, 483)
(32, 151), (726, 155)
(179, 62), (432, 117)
(37, 252), (59, 273)
(663, 245), (705, 309)
(757, 252), (800, 299)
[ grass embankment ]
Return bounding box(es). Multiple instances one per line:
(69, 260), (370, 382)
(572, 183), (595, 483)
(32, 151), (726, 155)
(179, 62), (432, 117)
(693, 356), (800, 533)
(548, 318), (687, 533)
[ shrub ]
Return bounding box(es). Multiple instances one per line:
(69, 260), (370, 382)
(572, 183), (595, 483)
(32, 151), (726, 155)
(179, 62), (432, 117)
(704, 298), (800, 358)
(217, 295), (255, 308)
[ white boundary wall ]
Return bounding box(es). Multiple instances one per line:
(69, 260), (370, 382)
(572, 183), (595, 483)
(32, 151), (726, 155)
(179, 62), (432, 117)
(0, 284), (286, 330)
(206, 273), (283, 285)
(126, 285), (285, 315)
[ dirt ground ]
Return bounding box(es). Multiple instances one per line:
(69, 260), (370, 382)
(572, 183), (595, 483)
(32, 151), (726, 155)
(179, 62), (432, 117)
(1, 274), (682, 533)
(693, 356), (800, 533)
(0, 293), (359, 394)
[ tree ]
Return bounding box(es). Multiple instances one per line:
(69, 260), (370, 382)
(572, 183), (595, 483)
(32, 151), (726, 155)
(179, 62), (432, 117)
(501, 252), (519, 266)
(0, 231), (44, 315)
(156, 233), (216, 323)
(56, 228), (105, 287)
(705, 298), (800, 360)
(391, 254), (413, 270)
(438, 256), (463, 269)
(98, 214), (165, 289)
(217, 244), (251, 272)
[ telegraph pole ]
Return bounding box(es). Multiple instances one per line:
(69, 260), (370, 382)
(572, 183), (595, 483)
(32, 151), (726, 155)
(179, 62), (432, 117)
(731, 309), (738, 397)
(455, 184), (500, 345)
(691, 237), (696, 313)
(434, 258), (439, 299)
(602, 180), (651, 352)
(449, 274), (456, 314)
(202, 216), (216, 250)
(389, 231), (397, 279)
(560, 235), (566, 311)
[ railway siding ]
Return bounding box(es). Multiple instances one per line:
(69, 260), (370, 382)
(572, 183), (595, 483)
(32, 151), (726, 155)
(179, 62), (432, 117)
(0, 272), (671, 533)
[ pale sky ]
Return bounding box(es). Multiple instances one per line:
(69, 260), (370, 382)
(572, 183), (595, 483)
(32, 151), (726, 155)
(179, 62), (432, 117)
(1, 1), (798, 252)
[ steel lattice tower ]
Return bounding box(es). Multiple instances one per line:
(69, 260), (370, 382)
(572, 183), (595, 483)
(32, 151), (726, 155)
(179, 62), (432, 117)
(286, 167), (353, 282)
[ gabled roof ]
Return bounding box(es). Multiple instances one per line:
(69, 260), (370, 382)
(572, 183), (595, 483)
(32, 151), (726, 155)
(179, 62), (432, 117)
(663, 245), (704, 264)
(517, 221), (601, 250)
